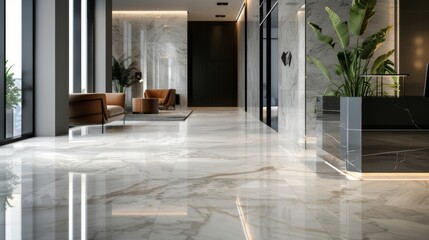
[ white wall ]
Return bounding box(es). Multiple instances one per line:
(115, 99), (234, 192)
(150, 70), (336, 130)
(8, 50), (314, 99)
(246, 0), (261, 119)
(35, 0), (69, 136)
(278, 0), (306, 147)
(237, 6), (246, 111)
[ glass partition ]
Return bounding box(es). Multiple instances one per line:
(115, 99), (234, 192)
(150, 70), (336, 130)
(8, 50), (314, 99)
(270, 5), (278, 131)
(5, 0), (23, 139)
(1, 0), (33, 145)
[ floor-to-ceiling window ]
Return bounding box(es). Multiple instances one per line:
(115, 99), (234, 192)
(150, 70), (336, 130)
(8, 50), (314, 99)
(69, 0), (94, 94)
(260, 0), (278, 131)
(0, 0), (33, 145)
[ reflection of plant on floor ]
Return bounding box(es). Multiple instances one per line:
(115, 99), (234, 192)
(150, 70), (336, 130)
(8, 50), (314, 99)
(307, 0), (397, 97)
(0, 166), (20, 208)
(112, 56), (136, 93)
(6, 60), (21, 109)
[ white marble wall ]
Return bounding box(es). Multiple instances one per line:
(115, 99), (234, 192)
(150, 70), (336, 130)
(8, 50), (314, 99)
(112, 12), (188, 107)
(237, 7), (246, 111)
(246, 0), (261, 119)
(278, 0), (306, 147)
(305, 0), (396, 145)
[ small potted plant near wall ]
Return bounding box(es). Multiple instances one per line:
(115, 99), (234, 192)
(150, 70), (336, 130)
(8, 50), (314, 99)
(112, 56), (136, 93)
(112, 56), (137, 110)
(5, 61), (21, 137)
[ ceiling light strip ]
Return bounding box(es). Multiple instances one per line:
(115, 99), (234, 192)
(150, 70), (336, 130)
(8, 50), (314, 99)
(259, 1), (278, 27)
(235, 1), (246, 21)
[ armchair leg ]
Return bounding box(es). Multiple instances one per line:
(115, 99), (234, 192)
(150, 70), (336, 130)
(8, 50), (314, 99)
(102, 118), (105, 134)
(123, 116), (126, 125)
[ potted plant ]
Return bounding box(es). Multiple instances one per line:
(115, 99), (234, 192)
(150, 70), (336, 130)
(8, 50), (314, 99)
(309, 0), (402, 172)
(307, 0), (397, 97)
(5, 61), (21, 137)
(112, 56), (136, 93)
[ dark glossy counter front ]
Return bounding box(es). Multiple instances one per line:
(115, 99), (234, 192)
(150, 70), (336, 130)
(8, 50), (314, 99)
(317, 96), (429, 173)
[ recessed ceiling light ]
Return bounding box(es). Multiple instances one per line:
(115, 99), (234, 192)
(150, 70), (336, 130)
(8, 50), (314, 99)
(217, 2), (229, 6)
(215, 15), (226, 18)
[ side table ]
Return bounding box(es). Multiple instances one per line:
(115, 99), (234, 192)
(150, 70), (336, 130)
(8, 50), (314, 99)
(132, 98), (159, 114)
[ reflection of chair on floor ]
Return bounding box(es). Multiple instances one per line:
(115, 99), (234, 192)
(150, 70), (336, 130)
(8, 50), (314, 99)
(144, 89), (176, 110)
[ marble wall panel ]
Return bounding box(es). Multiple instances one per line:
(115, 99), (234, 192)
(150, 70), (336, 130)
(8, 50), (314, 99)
(246, 0), (261, 119)
(112, 12), (188, 108)
(278, 0), (306, 147)
(237, 7), (246, 111)
(305, 0), (396, 146)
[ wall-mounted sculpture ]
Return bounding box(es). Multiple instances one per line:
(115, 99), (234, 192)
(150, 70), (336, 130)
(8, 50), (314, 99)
(281, 51), (292, 67)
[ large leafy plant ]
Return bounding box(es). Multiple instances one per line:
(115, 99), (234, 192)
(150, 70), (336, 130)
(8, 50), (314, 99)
(6, 61), (21, 110)
(307, 0), (397, 97)
(112, 56), (136, 93)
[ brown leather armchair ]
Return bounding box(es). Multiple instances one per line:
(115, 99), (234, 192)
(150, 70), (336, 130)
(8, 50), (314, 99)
(69, 93), (126, 133)
(144, 89), (176, 110)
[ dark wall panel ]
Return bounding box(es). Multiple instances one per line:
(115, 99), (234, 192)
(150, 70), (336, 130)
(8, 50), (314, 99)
(188, 21), (238, 107)
(400, 0), (429, 96)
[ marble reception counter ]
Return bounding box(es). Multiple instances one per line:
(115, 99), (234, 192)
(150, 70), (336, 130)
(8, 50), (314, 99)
(316, 96), (429, 174)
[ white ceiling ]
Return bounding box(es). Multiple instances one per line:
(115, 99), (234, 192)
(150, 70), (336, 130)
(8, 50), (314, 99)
(112, 0), (245, 21)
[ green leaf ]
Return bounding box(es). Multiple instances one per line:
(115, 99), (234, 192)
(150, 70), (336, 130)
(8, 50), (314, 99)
(326, 7), (350, 49)
(349, 0), (377, 36)
(335, 64), (344, 76)
(308, 56), (332, 83)
(308, 22), (336, 48)
(337, 50), (354, 79)
(361, 38), (384, 59)
(365, 26), (392, 42)
(362, 26), (391, 47)
(361, 26), (392, 59)
(5, 60), (21, 109)
(371, 50), (395, 73)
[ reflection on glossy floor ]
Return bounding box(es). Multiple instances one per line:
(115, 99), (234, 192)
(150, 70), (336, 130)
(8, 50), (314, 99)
(1, 108), (429, 240)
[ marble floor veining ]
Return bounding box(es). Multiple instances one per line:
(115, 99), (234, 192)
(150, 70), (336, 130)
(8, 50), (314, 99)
(0, 108), (429, 240)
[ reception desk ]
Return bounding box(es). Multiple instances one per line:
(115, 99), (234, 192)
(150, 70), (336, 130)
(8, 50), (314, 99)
(316, 96), (429, 174)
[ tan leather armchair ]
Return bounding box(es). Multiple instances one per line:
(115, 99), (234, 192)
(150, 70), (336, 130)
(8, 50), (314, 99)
(69, 93), (126, 133)
(144, 89), (176, 110)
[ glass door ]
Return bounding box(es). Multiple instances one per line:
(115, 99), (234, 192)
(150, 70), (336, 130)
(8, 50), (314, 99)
(270, 5), (278, 131)
(260, 0), (278, 131)
(0, 0), (34, 145)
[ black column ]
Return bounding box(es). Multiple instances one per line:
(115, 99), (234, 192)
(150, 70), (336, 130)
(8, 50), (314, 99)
(22, 0), (34, 136)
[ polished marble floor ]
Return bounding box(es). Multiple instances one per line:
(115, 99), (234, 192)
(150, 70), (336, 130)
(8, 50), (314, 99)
(0, 108), (429, 240)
